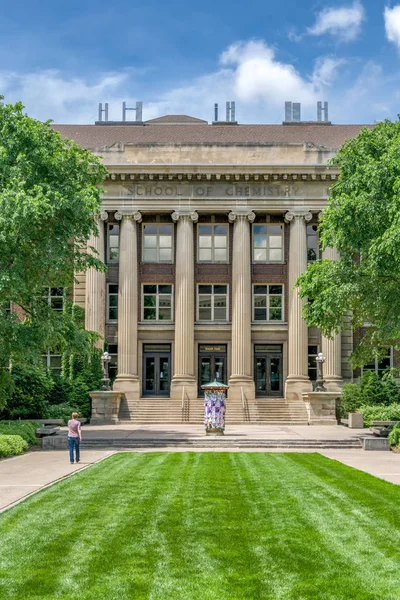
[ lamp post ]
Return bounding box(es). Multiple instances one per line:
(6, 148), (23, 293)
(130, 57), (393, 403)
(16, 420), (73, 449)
(315, 352), (327, 392)
(101, 351), (112, 391)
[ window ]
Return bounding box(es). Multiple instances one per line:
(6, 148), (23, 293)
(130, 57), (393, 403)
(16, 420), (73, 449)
(107, 223), (120, 262)
(107, 284), (118, 321)
(362, 349), (392, 377)
(142, 285), (173, 321)
(253, 285), (284, 321)
(308, 345), (318, 381)
(253, 224), (283, 263)
(42, 351), (62, 376)
(307, 225), (319, 263)
(197, 285), (228, 321)
(198, 224), (228, 262)
(143, 224), (173, 263)
(3, 301), (11, 314)
(108, 344), (118, 380)
(43, 288), (64, 311)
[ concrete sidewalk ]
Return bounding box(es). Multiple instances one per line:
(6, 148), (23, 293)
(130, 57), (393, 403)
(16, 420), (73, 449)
(0, 450), (114, 512)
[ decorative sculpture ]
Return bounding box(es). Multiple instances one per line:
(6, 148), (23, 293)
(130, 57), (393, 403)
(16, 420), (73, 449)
(315, 352), (327, 392)
(101, 351), (112, 391)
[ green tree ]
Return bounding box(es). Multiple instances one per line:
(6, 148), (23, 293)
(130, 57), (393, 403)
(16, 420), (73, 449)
(297, 119), (400, 367)
(0, 99), (107, 409)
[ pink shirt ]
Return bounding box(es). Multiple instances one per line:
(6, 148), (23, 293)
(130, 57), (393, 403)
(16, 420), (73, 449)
(68, 419), (81, 438)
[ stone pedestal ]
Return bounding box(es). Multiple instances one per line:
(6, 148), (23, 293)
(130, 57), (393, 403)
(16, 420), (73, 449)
(348, 412), (364, 429)
(170, 211), (198, 400)
(302, 392), (340, 425)
(90, 391), (123, 424)
(285, 211), (313, 401)
(228, 211), (255, 401)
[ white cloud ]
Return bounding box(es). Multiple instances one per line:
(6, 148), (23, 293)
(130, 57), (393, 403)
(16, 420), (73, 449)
(307, 2), (365, 42)
(312, 57), (347, 87)
(384, 5), (400, 48)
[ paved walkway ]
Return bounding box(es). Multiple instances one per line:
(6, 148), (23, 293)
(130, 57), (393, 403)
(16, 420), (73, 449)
(0, 450), (113, 512)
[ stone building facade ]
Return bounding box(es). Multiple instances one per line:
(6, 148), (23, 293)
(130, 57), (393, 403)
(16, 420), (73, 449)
(53, 116), (367, 418)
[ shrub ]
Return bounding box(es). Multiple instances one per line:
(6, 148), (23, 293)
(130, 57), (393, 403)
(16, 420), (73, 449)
(46, 376), (72, 406)
(339, 371), (400, 417)
(357, 404), (400, 428)
(340, 384), (363, 417)
(6, 365), (52, 419)
(45, 403), (75, 423)
(389, 425), (400, 447)
(0, 421), (39, 445)
(0, 435), (28, 458)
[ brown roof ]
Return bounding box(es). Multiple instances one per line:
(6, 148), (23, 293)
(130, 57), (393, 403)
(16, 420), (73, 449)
(145, 114), (208, 124)
(52, 123), (373, 150)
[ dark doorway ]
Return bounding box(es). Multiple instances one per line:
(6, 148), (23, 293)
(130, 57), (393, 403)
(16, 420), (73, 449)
(254, 344), (283, 397)
(142, 344), (171, 397)
(198, 344), (227, 396)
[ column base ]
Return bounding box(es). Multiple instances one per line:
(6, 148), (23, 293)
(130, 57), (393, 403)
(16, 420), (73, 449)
(324, 376), (343, 394)
(285, 376), (313, 401)
(113, 375), (140, 399)
(170, 376), (198, 401)
(228, 377), (255, 402)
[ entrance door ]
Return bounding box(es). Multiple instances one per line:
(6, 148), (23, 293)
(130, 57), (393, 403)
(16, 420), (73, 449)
(142, 344), (171, 396)
(254, 345), (283, 397)
(198, 345), (227, 396)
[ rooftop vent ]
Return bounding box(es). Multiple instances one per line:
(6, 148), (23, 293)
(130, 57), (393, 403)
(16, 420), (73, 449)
(95, 101), (144, 126)
(283, 101), (331, 125)
(212, 101), (238, 125)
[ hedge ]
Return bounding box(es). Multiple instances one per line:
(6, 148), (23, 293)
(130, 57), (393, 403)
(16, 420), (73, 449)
(0, 435), (28, 458)
(0, 421), (39, 445)
(357, 404), (400, 428)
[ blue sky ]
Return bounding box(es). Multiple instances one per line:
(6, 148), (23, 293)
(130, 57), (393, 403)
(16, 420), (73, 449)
(1, 0), (400, 124)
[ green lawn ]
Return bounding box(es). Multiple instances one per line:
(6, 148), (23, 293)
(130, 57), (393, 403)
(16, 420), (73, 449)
(1, 453), (400, 600)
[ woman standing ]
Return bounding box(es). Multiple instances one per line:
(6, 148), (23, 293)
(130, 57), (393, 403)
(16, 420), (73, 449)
(67, 412), (82, 464)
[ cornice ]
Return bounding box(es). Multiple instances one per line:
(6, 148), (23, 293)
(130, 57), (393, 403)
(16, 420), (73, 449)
(105, 171), (339, 183)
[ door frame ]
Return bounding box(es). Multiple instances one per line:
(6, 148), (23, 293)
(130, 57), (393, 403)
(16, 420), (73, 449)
(142, 344), (171, 397)
(198, 344), (227, 396)
(254, 345), (283, 397)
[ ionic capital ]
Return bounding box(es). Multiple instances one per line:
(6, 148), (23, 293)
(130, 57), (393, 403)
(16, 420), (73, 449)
(100, 211), (109, 221)
(171, 210), (198, 223)
(284, 210), (312, 223)
(115, 211), (142, 223)
(228, 210), (256, 223)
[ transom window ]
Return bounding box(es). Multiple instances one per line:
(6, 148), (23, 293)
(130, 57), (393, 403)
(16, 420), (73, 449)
(142, 284), (173, 321)
(307, 225), (319, 263)
(43, 288), (64, 311)
(42, 351), (62, 376)
(253, 224), (283, 263)
(143, 224), (173, 263)
(362, 349), (392, 377)
(107, 284), (118, 322)
(198, 224), (228, 263)
(197, 285), (228, 321)
(253, 285), (284, 321)
(107, 223), (120, 262)
(308, 345), (318, 381)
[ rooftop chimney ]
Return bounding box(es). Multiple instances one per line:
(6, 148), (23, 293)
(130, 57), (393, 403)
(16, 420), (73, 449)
(213, 101), (238, 125)
(95, 101), (144, 125)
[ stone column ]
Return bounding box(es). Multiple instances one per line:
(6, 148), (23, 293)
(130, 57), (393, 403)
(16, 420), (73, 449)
(284, 210), (313, 401)
(228, 211), (255, 401)
(170, 210), (198, 400)
(113, 212), (141, 398)
(321, 247), (343, 393)
(85, 212), (107, 349)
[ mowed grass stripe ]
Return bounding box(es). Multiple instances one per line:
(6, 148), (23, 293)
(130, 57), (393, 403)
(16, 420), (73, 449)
(1, 453), (400, 599)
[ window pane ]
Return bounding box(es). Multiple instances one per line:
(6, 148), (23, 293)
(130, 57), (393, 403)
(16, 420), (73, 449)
(159, 235), (172, 248)
(143, 307), (157, 320)
(158, 307), (171, 320)
(199, 307), (212, 320)
(144, 225), (157, 234)
(144, 248), (157, 262)
(214, 225), (227, 235)
(109, 295), (118, 307)
(214, 235), (227, 248)
(254, 296), (267, 308)
(144, 285), (157, 294)
(254, 235), (267, 248)
(51, 298), (63, 311)
(144, 295), (156, 307)
(214, 295), (227, 308)
(199, 236), (212, 248)
(269, 296), (282, 308)
(159, 248), (172, 261)
(109, 285), (118, 294)
(269, 235), (282, 249)
(110, 236), (119, 248)
(254, 285), (267, 295)
(269, 249), (282, 262)
(109, 224), (119, 236)
(159, 295), (171, 308)
(50, 356), (62, 369)
(269, 309), (282, 321)
(254, 308), (267, 321)
(269, 285), (283, 295)
(269, 225), (283, 235)
(159, 225), (172, 234)
(214, 249), (227, 261)
(254, 225), (267, 235)
(144, 235), (157, 248)
(109, 307), (118, 320)
(51, 288), (64, 297)
(308, 249), (317, 262)
(159, 285), (172, 294)
(199, 285), (212, 294)
(214, 285), (227, 294)
(254, 249), (267, 262)
(109, 248), (119, 260)
(214, 307), (227, 320)
(199, 295), (212, 308)
(199, 225), (212, 235)
(199, 249), (212, 261)
(108, 344), (118, 354)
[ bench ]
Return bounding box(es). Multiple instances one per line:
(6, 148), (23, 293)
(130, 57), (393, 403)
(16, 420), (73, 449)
(36, 426), (60, 438)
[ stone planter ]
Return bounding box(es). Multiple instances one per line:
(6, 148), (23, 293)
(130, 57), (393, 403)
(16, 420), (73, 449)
(90, 391), (123, 424)
(302, 392), (340, 425)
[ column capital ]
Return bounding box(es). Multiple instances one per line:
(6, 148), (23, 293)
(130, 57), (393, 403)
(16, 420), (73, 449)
(228, 210), (256, 223)
(171, 210), (198, 223)
(284, 210), (312, 223)
(100, 211), (109, 221)
(115, 211), (142, 222)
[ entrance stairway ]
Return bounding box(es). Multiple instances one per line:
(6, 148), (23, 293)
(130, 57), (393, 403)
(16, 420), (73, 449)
(119, 395), (309, 425)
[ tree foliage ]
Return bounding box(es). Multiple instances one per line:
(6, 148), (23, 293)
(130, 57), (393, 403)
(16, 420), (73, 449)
(297, 119), (400, 367)
(0, 100), (107, 407)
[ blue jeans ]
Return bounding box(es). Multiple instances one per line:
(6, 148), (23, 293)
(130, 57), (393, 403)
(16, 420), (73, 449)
(68, 437), (80, 463)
